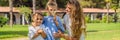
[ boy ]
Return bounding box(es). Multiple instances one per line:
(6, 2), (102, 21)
(43, 0), (65, 40)
(28, 13), (46, 40)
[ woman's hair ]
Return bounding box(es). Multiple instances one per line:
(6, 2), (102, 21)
(46, 0), (57, 10)
(68, 0), (86, 40)
(32, 13), (43, 22)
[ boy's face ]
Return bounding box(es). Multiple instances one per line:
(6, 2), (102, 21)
(48, 6), (57, 16)
(33, 15), (43, 26)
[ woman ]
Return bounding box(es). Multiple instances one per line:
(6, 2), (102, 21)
(63, 0), (86, 40)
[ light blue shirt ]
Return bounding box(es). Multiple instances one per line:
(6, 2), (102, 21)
(28, 24), (45, 40)
(44, 27), (55, 40)
(43, 16), (65, 33)
(43, 16), (65, 40)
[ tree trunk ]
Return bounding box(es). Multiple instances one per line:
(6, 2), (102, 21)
(32, 0), (36, 14)
(22, 14), (25, 25)
(9, 0), (13, 27)
(114, 9), (118, 23)
(106, 2), (110, 23)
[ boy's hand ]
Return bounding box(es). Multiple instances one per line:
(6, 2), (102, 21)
(53, 16), (57, 21)
(37, 29), (43, 34)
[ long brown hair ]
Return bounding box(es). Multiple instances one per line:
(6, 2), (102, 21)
(68, 0), (86, 40)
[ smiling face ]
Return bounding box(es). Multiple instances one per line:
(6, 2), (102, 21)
(32, 13), (43, 26)
(65, 4), (72, 14)
(47, 6), (57, 16)
(46, 1), (57, 16)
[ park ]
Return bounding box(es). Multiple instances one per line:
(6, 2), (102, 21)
(0, 0), (120, 40)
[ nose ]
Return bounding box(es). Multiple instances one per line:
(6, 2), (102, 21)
(65, 8), (68, 12)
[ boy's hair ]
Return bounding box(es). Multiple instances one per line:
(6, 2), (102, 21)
(46, 0), (57, 10)
(32, 13), (44, 22)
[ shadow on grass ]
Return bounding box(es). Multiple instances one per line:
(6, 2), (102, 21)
(0, 31), (28, 39)
(87, 30), (98, 32)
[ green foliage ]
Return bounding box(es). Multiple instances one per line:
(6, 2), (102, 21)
(90, 19), (101, 23)
(43, 12), (48, 16)
(108, 15), (114, 23)
(18, 6), (32, 21)
(0, 0), (8, 6)
(85, 15), (91, 23)
(117, 9), (120, 22)
(102, 15), (107, 23)
(0, 16), (8, 27)
(101, 15), (114, 23)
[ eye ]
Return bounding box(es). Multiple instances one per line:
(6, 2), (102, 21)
(37, 18), (39, 20)
(40, 19), (43, 20)
(50, 9), (52, 11)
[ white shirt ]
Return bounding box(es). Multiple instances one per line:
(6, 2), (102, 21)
(63, 14), (72, 36)
(63, 14), (85, 40)
(28, 24), (45, 40)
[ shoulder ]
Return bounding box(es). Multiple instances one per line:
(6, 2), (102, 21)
(56, 16), (61, 20)
(28, 25), (33, 29)
(40, 24), (46, 28)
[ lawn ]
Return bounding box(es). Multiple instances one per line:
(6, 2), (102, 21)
(0, 25), (28, 39)
(0, 23), (120, 40)
(86, 23), (120, 40)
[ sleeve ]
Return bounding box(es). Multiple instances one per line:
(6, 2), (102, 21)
(28, 27), (35, 40)
(42, 17), (47, 24)
(63, 15), (66, 24)
(57, 16), (65, 32)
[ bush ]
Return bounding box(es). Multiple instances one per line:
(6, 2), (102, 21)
(0, 16), (8, 27)
(101, 15), (107, 23)
(90, 19), (101, 23)
(85, 15), (91, 23)
(108, 15), (114, 23)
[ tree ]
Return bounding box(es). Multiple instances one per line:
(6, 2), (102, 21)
(111, 0), (120, 23)
(0, 0), (8, 6)
(18, 6), (32, 25)
(9, 0), (13, 27)
(32, 0), (36, 14)
(105, 0), (111, 23)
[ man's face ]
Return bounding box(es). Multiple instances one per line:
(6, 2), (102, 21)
(48, 6), (57, 16)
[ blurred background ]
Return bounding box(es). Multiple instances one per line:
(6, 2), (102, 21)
(0, 0), (120, 40)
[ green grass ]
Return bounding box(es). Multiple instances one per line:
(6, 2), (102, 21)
(0, 23), (120, 40)
(0, 25), (28, 39)
(86, 23), (120, 40)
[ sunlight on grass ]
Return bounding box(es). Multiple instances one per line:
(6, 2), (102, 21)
(0, 23), (120, 40)
(0, 25), (28, 39)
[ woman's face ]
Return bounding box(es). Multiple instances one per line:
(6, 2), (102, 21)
(65, 4), (72, 14)
(48, 6), (57, 16)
